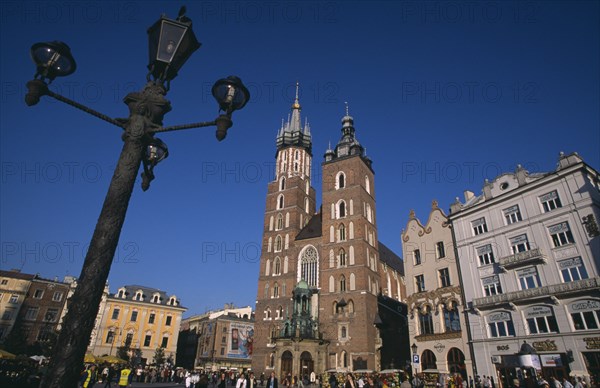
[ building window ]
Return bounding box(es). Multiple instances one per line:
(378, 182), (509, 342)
(33, 289), (44, 299)
(482, 275), (503, 296)
(341, 326), (347, 339)
(414, 249), (421, 265)
(549, 222), (575, 247)
(112, 308), (120, 320)
(161, 337), (169, 348)
(436, 242), (446, 259)
(300, 245), (319, 287)
(273, 283), (279, 298)
(525, 306), (559, 334)
(540, 190), (562, 213)
(37, 326), (52, 341)
(274, 257), (281, 275)
(517, 267), (542, 290)
(277, 195), (284, 210)
(339, 224), (346, 241)
(131, 311), (138, 322)
(149, 313), (155, 324)
(559, 257), (589, 282)
(477, 245), (495, 265)
(503, 205), (523, 225)
(222, 336), (227, 344)
(569, 300), (600, 330)
(338, 201), (346, 218)
(276, 214), (283, 230)
(221, 348), (225, 356)
(0, 279), (7, 285)
(419, 306), (434, 335)
(337, 172), (346, 189)
(52, 291), (63, 302)
(444, 306), (460, 332)
(339, 248), (347, 267)
(472, 217), (488, 236)
(415, 275), (425, 293)
(1, 310), (13, 320)
(106, 331), (115, 344)
(439, 268), (451, 288)
(9, 295), (18, 304)
(275, 235), (283, 252)
(124, 333), (133, 347)
(25, 307), (39, 321)
(144, 335), (152, 347)
(340, 276), (346, 292)
(487, 312), (515, 337)
(43, 308), (57, 322)
(280, 177), (286, 191)
(510, 234), (530, 254)
(165, 316), (172, 326)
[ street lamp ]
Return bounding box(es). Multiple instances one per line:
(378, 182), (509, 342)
(26, 8), (250, 388)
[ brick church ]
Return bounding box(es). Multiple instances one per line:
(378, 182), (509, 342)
(252, 88), (408, 378)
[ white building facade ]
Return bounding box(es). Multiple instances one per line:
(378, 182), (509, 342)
(448, 153), (600, 386)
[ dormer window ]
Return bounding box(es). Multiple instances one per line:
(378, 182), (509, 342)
(117, 288), (127, 299)
(168, 296), (177, 306)
(152, 294), (161, 303)
(134, 291), (144, 301)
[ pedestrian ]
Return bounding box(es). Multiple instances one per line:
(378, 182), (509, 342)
(104, 366), (115, 388)
(562, 378), (573, 388)
(82, 365), (97, 388)
(267, 371), (279, 388)
(237, 373), (248, 388)
(574, 377), (584, 388)
(118, 365), (133, 388)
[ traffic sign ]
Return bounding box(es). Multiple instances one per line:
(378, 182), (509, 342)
(413, 354), (420, 364)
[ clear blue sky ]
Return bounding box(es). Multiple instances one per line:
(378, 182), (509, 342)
(1, 1), (598, 317)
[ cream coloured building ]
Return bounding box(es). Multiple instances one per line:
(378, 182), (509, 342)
(448, 152), (600, 385)
(402, 201), (473, 379)
(87, 284), (186, 365)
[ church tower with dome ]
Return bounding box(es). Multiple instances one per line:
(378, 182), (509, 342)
(252, 88), (406, 377)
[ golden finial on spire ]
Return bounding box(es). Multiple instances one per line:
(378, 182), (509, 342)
(292, 81), (300, 109)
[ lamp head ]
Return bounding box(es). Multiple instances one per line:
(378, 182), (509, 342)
(30, 41), (76, 82)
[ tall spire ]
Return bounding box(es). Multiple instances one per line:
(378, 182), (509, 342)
(325, 101), (371, 170)
(275, 81), (312, 154)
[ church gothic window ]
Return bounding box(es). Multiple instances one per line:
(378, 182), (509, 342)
(273, 283), (279, 298)
(365, 176), (371, 194)
(280, 177), (286, 190)
(277, 195), (284, 209)
(276, 214), (283, 230)
(265, 259), (271, 276)
(340, 275), (346, 292)
(339, 224), (346, 241)
(299, 245), (319, 287)
(274, 257), (281, 275)
(339, 248), (347, 267)
(275, 236), (282, 252)
(338, 200), (346, 218)
(337, 172), (346, 189)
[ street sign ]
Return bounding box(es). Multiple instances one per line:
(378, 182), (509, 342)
(413, 354), (420, 364)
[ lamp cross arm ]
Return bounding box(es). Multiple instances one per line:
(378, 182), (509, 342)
(26, 79), (125, 129)
(154, 120), (217, 133)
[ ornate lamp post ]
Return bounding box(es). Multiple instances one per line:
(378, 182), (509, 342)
(26, 8), (250, 388)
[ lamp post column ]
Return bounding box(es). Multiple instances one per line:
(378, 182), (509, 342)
(39, 83), (171, 388)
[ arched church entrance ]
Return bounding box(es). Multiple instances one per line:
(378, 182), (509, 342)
(300, 351), (314, 379)
(281, 350), (293, 379)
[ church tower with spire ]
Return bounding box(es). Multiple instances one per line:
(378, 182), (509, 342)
(253, 99), (406, 377)
(253, 84), (320, 373)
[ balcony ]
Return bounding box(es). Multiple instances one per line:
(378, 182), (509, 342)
(498, 248), (545, 270)
(472, 277), (600, 309)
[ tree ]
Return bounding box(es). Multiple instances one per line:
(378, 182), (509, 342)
(116, 345), (130, 362)
(2, 320), (29, 355)
(153, 347), (165, 366)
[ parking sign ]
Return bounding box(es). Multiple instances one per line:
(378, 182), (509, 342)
(413, 354), (420, 364)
